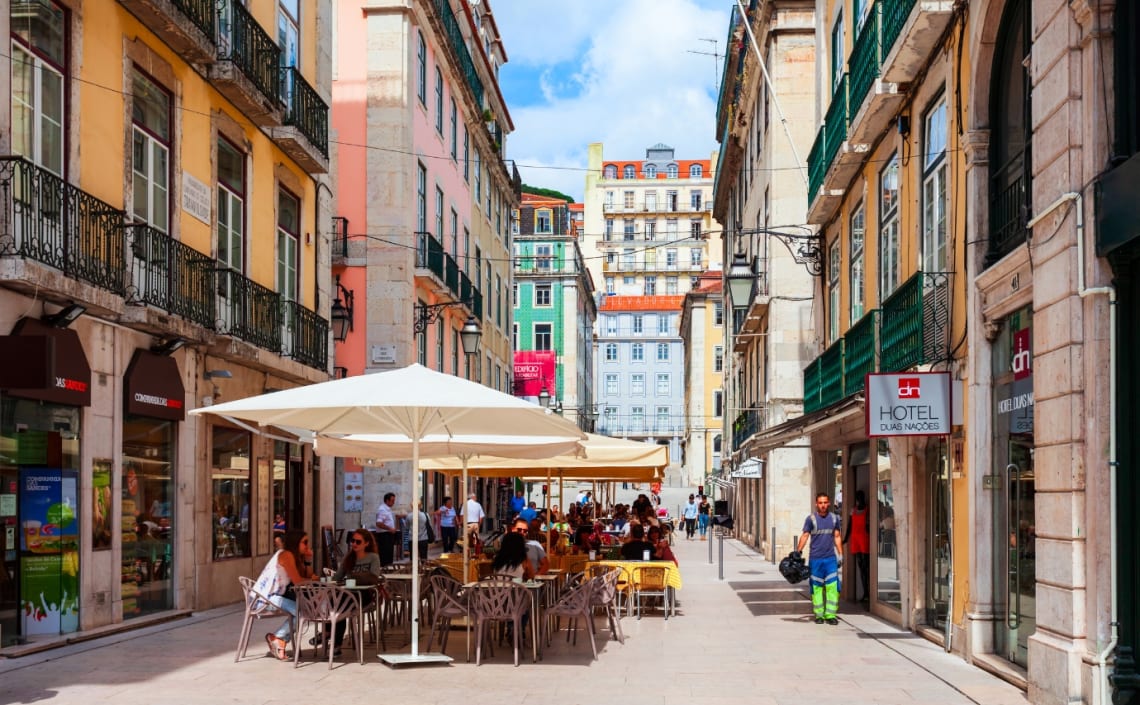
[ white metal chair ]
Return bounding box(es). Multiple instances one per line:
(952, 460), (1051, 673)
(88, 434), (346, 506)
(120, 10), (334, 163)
(234, 576), (288, 662)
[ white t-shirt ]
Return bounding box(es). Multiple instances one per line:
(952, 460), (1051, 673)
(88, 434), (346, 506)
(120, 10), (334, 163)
(376, 502), (396, 532)
(464, 498), (485, 525)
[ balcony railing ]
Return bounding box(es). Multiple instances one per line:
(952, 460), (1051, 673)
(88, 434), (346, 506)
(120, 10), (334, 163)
(280, 66), (329, 157)
(880, 270), (951, 372)
(0, 156), (125, 294)
(849, 2), (882, 117)
(807, 129), (827, 207)
(126, 224), (216, 329)
(416, 231), (446, 279)
(987, 153), (1030, 266)
(881, 0), (915, 60)
(216, 268), (282, 352)
(281, 299), (328, 369)
(430, 0), (484, 107)
(819, 339), (846, 409)
(217, 0), (281, 104)
(843, 309), (879, 395)
(803, 356), (823, 414)
(415, 230), (483, 319)
(333, 216), (349, 258)
(174, 0), (215, 39)
(732, 408), (762, 451)
(823, 74), (849, 179)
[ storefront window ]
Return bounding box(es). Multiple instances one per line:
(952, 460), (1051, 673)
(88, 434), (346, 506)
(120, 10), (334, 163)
(0, 398), (81, 645)
(272, 441), (303, 536)
(211, 427), (251, 559)
(121, 416), (174, 618)
(876, 439), (901, 608)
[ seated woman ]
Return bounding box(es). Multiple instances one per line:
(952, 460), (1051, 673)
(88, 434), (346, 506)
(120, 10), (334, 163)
(314, 529), (383, 655)
(648, 525), (677, 565)
(491, 532), (535, 580)
(588, 521), (614, 549)
(255, 529), (318, 660)
(620, 523), (657, 561)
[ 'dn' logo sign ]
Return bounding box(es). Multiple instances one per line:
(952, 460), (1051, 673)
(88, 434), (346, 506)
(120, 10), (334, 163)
(897, 377), (921, 399)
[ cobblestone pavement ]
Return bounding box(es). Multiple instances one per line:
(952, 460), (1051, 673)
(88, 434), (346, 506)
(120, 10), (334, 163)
(1, 495), (1028, 705)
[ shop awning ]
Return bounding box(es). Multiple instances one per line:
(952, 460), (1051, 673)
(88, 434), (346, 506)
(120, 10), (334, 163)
(124, 349), (186, 421)
(735, 395), (864, 458)
(3, 317), (91, 406)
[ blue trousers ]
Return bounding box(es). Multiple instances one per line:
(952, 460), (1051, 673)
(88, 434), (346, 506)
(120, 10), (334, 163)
(809, 556), (839, 619)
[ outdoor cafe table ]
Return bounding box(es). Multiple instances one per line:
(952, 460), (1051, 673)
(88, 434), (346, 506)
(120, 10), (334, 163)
(586, 560), (682, 616)
(464, 579), (545, 663)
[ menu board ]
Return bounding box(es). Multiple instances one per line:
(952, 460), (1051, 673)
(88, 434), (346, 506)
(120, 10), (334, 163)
(257, 459), (271, 556)
(344, 471), (363, 512)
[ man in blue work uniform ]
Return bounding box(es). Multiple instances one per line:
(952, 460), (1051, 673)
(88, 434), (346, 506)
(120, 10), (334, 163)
(796, 492), (844, 625)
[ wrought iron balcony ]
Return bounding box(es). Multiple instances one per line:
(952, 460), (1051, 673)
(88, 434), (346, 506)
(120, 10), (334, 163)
(819, 339), (846, 409)
(732, 408), (762, 452)
(281, 298), (329, 369)
(430, 0), (484, 107)
(272, 66), (329, 174)
(880, 270), (951, 372)
(126, 224), (216, 329)
(987, 154), (1029, 266)
(415, 231), (482, 320)
(823, 74), (849, 183)
(215, 267), (282, 352)
(0, 156), (126, 294)
(211, 0), (282, 125)
(807, 129), (827, 209)
(415, 230), (446, 280)
(843, 309), (879, 395)
(116, 0), (216, 64)
(849, 3), (882, 120)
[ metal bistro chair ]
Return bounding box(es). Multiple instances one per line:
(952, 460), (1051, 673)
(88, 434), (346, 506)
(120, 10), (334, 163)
(426, 574), (471, 659)
(589, 567), (625, 644)
(469, 578), (530, 666)
(235, 576), (289, 662)
(545, 579), (597, 660)
(293, 584), (363, 668)
(631, 565), (670, 620)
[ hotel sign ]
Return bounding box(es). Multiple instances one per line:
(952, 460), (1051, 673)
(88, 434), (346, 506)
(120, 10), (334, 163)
(866, 372), (951, 437)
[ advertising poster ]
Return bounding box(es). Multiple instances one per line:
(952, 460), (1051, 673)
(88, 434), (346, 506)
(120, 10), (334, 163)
(92, 460), (112, 550)
(512, 350), (556, 399)
(20, 469), (79, 636)
(344, 471), (363, 512)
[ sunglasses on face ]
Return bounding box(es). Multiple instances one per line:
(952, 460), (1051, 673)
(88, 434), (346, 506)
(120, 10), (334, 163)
(513, 527), (528, 534)
(352, 538), (365, 545)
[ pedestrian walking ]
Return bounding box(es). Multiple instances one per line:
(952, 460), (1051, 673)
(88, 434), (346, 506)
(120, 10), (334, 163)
(682, 494), (698, 539)
(697, 494), (711, 540)
(796, 492), (844, 625)
(435, 496), (458, 553)
(843, 490), (871, 603)
(462, 492), (485, 542)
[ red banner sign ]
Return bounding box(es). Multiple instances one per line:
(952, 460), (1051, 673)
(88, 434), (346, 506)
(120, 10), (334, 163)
(513, 350), (555, 397)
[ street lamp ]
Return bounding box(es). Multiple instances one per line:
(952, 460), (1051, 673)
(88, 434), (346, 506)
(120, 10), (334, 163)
(330, 276), (354, 342)
(726, 249), (755, 311)
(538, 389), (551, 408)
(459, 315), (481, 357)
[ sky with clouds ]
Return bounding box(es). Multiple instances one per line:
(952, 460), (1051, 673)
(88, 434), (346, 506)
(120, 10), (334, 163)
(490, 0), (732, 202)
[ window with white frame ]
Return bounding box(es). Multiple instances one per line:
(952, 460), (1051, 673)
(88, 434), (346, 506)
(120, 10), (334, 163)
(512, 322), (518, 350)
(690, 221), (702, 239)
(450, 208), (459, 256)
(714, 346), (724, 372)
(923, 98), (949, 273)
(667, 164), (679, 179)
(645, 191), (657, 210)
(436, 318), (444, 371)
(666, 276), (678, 294)
(416, 161), (427, 233)
(606, 251), (616, 266)
(622, 249), (635, 270)
(645, 221), (657, 240)
(644, 276), (656, 295)
(12, 1), (66, 176)
(534, 323), (552, 351)
(216, 138), (246, 275)
(631, 373), (645, 395)
(416, 31), (426, 105)
(657, 314), (670, 335)
(645, 165), (657, 178)
(656, 373), (669, 396)
(666, 219), (678, 236)
(434, 67), (443, 133)
(632, 343), (644, 361)
(831, 12), (844, 91)
(657, 343), (669, 361)
(689, 164), (703, 178)
(536, 243), (552, 270)
(623, 190), (635, 208)
(604, 190), (614, 207)
(623, 219), (635, 240)
(633, 315), (644, 335)
(605, 373), (619, 395)
(690, 190), (702, 209)
(131, 70), (171, 232)
(623, 165), (636, 179)
(512, 283), (518, 308)
(645, 248), (656, 267)
(605, 219), (614, 240)
(714, 301), (724, 326)
(435, 187), (444, 239)
(474, 150), (481, 203)
(630, 407), (645, 431)
(850, 202), (865, 321)
(534, 282), (552, 307)
(276, 189), (299, 302)
(603, 164), (617, 179)
(828, 239), (841, 343)
(666, 249), (678, 268)
(511, 209), (520, 235)
(606, 277), (615, 294)
(623, 275), (635, 287)
(463, 127), (469, 181)
(879, 153), (901, 298)
(450, 98), (457, 160)
(690, 247), (702, 266)
(453, 327), (460, 374)
(605, 343), (618, 361)
(666, 190), (678, 210)
(713, 390), (723, 417)
(656, 406), (670, 431)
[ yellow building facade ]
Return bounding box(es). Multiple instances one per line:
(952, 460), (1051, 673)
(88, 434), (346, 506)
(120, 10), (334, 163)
(0, 0), (333, 649)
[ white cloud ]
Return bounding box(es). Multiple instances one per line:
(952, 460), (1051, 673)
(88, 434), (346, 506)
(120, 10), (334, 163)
(492, 0), (730, 201)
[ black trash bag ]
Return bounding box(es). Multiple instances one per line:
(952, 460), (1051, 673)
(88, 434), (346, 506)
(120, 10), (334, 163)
(779, 551), (810, 584)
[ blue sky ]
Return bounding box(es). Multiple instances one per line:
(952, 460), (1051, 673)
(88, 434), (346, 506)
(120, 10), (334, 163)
(490, 0), (733, 201)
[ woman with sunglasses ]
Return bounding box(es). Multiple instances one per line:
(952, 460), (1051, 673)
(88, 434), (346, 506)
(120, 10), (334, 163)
(256, 529), (318, 660)
(313, 529), (382, 655)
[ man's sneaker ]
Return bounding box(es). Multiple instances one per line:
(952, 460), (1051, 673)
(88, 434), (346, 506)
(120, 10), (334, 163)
(814, 616), (825, 624)
(826, 617), (839, 625)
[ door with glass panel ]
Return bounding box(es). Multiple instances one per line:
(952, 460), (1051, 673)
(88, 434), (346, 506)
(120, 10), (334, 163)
(925, 439), (951, 629)
(277, 190), (299, 353)
(216, 140), (245, 332)
(277, 1), (300, 107)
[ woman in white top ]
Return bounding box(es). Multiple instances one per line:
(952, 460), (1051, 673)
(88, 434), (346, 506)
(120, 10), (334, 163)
(254, 529), (317, 660)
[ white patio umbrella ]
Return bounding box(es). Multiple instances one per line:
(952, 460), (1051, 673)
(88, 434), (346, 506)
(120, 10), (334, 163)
(190, 363), (585, 664)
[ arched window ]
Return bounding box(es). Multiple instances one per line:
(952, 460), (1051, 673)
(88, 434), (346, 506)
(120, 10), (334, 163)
(986, 0), (1031, 267)
(644, 165), (657, 178)
(689, 164), (703, 178)
(623, 165), (636, 179)
(667, 164), (679, 179)
(603, 164), (618, 179)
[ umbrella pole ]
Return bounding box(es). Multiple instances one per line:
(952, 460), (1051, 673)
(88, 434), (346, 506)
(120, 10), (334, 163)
(461, 456), (470, 585)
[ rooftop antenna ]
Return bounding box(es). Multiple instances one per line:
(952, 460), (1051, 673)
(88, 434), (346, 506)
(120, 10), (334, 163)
(687, 38), (720, 92)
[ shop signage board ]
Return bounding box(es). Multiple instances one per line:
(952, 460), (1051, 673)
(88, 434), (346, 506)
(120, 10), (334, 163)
(732, 457), (763, 478)
(866, 372), (952, 437)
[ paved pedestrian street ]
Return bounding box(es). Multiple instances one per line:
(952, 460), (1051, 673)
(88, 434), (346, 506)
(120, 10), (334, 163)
(0, 534), (1027, 705)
